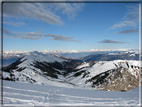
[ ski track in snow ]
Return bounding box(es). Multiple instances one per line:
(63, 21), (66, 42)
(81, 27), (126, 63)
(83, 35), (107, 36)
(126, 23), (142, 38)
(2, 80), (140, 106)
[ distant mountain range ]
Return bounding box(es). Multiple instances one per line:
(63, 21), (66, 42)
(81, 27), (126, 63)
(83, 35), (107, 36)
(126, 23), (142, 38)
(2, 51), (141, 92)
(81, 51), (139, 62)
(2, 49), (140, 67)
(2, 49), (139, 60)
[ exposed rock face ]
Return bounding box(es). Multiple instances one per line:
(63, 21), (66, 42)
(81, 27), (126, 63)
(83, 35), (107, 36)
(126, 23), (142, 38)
(94, 68), (140, 91)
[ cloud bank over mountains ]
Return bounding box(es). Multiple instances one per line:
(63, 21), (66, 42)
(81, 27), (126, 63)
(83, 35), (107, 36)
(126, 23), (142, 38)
(3, 48), (136, 54)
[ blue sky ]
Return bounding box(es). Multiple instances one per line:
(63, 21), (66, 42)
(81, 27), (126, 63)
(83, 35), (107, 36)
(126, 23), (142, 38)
(3, 2), (139, 51)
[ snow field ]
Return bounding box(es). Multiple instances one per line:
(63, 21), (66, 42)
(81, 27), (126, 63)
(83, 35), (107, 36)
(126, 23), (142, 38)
(3, 80), (141, 106)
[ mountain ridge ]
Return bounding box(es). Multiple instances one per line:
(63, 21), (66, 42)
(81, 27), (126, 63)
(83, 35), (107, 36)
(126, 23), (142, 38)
(2, 53), (141, 91)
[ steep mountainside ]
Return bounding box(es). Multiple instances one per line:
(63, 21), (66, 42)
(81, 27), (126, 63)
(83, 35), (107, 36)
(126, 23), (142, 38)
(2, 54), (141, 91)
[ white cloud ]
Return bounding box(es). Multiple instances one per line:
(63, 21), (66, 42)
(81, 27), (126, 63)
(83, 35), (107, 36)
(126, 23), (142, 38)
(109, 21), (137, 29)
(3, 3), (63, 25)
(3, 2), (84, 25)
(49, 2), (84, 19)
(109, 4), (139, 29)
(123, 4), (139, 21)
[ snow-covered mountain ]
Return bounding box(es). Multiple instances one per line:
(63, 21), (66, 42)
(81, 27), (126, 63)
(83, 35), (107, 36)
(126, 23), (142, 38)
(2, 54), (141, 91)
(2, 54), (81, 87)
(3, 49), (135, 59)
(66, 60), (141, 91)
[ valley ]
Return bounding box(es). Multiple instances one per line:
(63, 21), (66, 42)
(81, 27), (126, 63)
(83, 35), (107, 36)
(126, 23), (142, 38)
(2, 50), (141, 91)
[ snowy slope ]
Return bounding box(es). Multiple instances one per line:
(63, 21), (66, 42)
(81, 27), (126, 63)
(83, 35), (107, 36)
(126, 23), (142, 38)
(76, 62), (90, 69)
(17, 54), (66, 68)
(66, 60), (141, 91)
(2, 54), (79, 88)
(21, 54), (66, 63)
(3, 80), (141, 106)
(2, 54), (141, 91)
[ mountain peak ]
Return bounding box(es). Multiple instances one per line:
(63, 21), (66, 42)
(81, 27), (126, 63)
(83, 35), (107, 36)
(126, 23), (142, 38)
(17, 54), (67, 68)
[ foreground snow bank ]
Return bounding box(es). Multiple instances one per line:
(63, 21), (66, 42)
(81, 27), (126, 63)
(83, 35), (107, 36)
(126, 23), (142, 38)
(3, 80), (141, 106)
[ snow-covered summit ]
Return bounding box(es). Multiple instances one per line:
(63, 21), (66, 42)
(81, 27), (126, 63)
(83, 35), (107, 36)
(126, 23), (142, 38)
(16, 54), (67, 71)
(21, 54), (66, 63)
